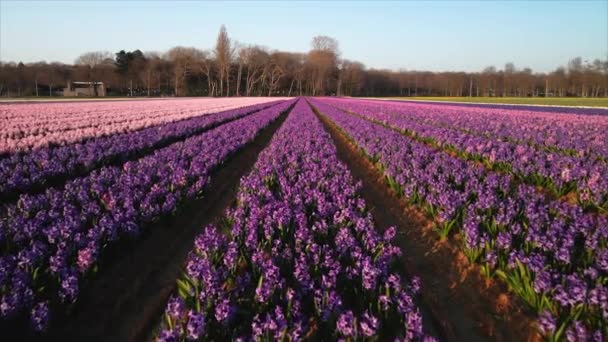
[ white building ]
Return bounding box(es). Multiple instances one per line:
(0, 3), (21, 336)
(63, 81), (106, 97)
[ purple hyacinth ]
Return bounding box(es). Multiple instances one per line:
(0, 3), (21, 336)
(565, 320), (587, 342)
(1, 99), (297, 326)
(166, 296), (185, 320)
(309, 97), (608, 337)
(336, 311), (356, 337)
(214, 299), (233, 324)
(59, 270), (79, 303)
(30, 301), (49, 332)
(186, 310), (205, 340)
(154, 99), (431, 340)
(360, 311), (379, 337)
(538, 310), (556, 335)
(77, 244), (97, 273)
(156, 328), (180, 342)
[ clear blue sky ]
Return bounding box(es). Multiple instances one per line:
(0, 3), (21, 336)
(1, 0), (606, 72)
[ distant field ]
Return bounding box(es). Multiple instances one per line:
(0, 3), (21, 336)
(0, 96), (175, 103)
(371, 96), (608, 107)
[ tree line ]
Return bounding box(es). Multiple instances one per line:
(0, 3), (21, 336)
(1, 25), (606, 98)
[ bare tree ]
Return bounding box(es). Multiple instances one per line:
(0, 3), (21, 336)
(75, 51), (113, 69)
(308, 36), (339, 95)
(568, 57), (585, 96)
(234, 42), (244, 96)
(189, 49), (215, 96)
(292, 53), (307, 96)
(75, 51), (113, 96)
(340, 60), (365, 96)
(167, 47), (199, 96)
(240, 46), (268, 96)
(214, 25), (232, 96)
(143, 52), (164, 96)
(311, 36), (339, 52)
(1, 28), (606, 99)
(265, 52), (288, 96)
(504, 62), (515, 97)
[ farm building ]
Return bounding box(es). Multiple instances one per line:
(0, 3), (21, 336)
(62, 81), (106, 96)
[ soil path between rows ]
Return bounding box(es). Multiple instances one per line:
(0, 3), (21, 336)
(311, 102), (540, 342)
(37, 107), (291, 342)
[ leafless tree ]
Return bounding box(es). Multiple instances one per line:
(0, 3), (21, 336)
(308, 36), (339, 95)
(167, 46), (199, 96)
(240, 46), (268, 96)
(0, 27), (606, 98)
(265, 52), (287, 96)
(214, 25), (232, 96)
(340, 60), (365, 96)
(74, 51), (113, 96)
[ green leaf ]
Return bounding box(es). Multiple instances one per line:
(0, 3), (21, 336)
(164, 313), (173, 330)
(32, 267), (40, 282)
(177, 279), (191, 299)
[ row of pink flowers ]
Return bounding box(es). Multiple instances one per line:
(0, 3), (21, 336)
(0, 98), (290, 154)
(360, 99), (608, 160)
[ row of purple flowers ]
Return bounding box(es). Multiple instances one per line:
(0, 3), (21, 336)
(157, 99), (432, 341)
(364, 99), (608, 158)
(0, 99), (296, 332)
(0, 101), (284, 202)
(320, 98), (608, 210)
(310, 98), (607, 341)
(375, 99), (608, 116)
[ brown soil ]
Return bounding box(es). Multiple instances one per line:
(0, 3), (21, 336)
(22, 108), (291, 342)
(312, 103), (541, 342)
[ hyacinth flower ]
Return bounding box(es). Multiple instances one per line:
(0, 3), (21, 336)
(157, 100), (432, 341)
(319, 98), (608, 211)
(0, 100), (296, 331)
(0, 100), (286, 201)
(309, 98), (607, 340)
(329, 98), (608, 163)
(0, 97), (289, 154)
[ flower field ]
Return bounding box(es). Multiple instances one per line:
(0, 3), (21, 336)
(310, 98), (608, 341)
(0, 97), (285, 154)
(157, 100), (428, 341)
(1, 96), (606, 341)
